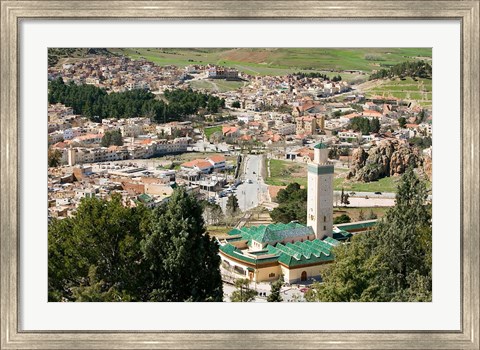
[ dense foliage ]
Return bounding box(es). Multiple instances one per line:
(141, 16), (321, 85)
(293, 72), (329, 80)
(306, 168), (432, 302)
(333, 214), (351, 224)
(101, 129), (123, 147)
(369, 60), (432, 80)
(48, 188), (223, 302)
(270, 183), (307, 224)
(349, 116), (381, 135)
(48, 148), (62, 167)
(48, 78), (225, 122)
(409, 136), (432, 149)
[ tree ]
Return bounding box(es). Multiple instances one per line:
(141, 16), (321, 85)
(231, 101), (241, 108)
(370, 118), (381, 133)
(270, 183), (308, 224)
(367, 209), (378, 220)
(48, 148), (62, 167)
(333, 214), (351, 224)
(143, 187), (223, 302)
(230, 278), (257, 302)
(101, 130), (123, 147)
(48, 194), (150, 301)
(226, 194), (240, 217)
(341, 192), (350, 206)
(267, 276), (284, 302)
(398, 117), (407, 128)
(49, 188), (223, 302)
(306, 168), (431, 302)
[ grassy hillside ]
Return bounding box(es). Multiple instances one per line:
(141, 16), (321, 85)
(109, 48), (432, 79)
(359, 77), (432, 107)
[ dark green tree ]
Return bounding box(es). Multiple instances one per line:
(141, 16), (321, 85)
(270, 183), (307, 224)
(267, 276), (284, 302)
(398, 117), (407, 128)
(306, 168), (431, 302)
(370, 118), (381, 133)
(226, 194), (240, 217)
(48, 194), (150, 301)
(231, 101), (241, 108)
(142, 187), (223, 302)
(333, 214), (351, 224)
(101, 130), (124, 147)
(48, 148), (62, 167)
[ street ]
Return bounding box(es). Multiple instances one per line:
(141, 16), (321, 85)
(218, 154), (269, 213)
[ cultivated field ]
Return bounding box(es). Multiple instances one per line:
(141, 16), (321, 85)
(359, 77), (432, 107)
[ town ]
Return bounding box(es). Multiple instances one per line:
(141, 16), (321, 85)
(48, 48), (432, 302)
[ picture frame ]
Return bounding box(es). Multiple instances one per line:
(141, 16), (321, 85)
(1, 1), (478, 349)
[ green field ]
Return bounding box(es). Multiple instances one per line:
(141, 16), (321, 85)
(334, 207), (389, 221)
(110, 48), (432, 78)
(189, 79), (245, 92)
(265, 159), (308, 187)
(362, 77), (432, 106)
(334, 176), (400, 193)
(204, 126), (222, 140)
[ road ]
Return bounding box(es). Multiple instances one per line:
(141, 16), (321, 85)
(218, 154), (269, 213)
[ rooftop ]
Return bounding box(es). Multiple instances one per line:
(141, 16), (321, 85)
(314, 142), (328, 149)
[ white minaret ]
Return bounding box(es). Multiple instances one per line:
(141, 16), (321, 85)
(307, 143), (334, 239)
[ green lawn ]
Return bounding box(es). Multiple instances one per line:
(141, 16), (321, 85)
(189, 79), (244, 92)
(334, 176), (400, 193)
(265, 159), (308, 187)
(204, 126), (222, 140)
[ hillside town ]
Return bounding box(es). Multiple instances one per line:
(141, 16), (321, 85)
(48, 49), (433, 302)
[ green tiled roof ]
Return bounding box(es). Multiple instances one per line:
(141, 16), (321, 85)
(234, 222), (314, 244)
(314, 142), (328, 149)
(332, 230), (352, 241)
(138, 193), (152, 203)
(221, 223), (341, 268)
(335, 220), (377, 232)
(324, 236), (340, 246)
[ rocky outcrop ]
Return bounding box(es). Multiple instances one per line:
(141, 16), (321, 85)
(347, 140), (422, 182)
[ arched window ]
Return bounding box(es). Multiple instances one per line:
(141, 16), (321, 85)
(301, 271), (307, 281)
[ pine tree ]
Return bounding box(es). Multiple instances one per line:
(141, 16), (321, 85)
(143, 187), (223, 302)
(306, 168), (431, 302)
(226, 194), (240, 217)
(267, 276), (284, 302)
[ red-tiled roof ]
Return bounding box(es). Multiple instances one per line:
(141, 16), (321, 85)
(208, 155), (226, 163)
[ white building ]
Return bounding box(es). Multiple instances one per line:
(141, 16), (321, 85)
(238, 115), (255, 124)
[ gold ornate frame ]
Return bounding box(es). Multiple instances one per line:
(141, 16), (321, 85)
(1, 1), (479, 349)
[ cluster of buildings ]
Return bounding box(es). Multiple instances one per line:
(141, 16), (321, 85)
(48, 56), (188, 93)
(218, 144), (376, 284)
(48, 103), (197, 166)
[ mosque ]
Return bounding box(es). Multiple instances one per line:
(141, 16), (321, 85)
(218, 143), (376, 284)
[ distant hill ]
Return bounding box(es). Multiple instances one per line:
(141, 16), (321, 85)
(109, 48), (432, 79)
(48, 48), (116, 67)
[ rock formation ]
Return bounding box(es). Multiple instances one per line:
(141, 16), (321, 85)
(347, 140), (422, 182)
